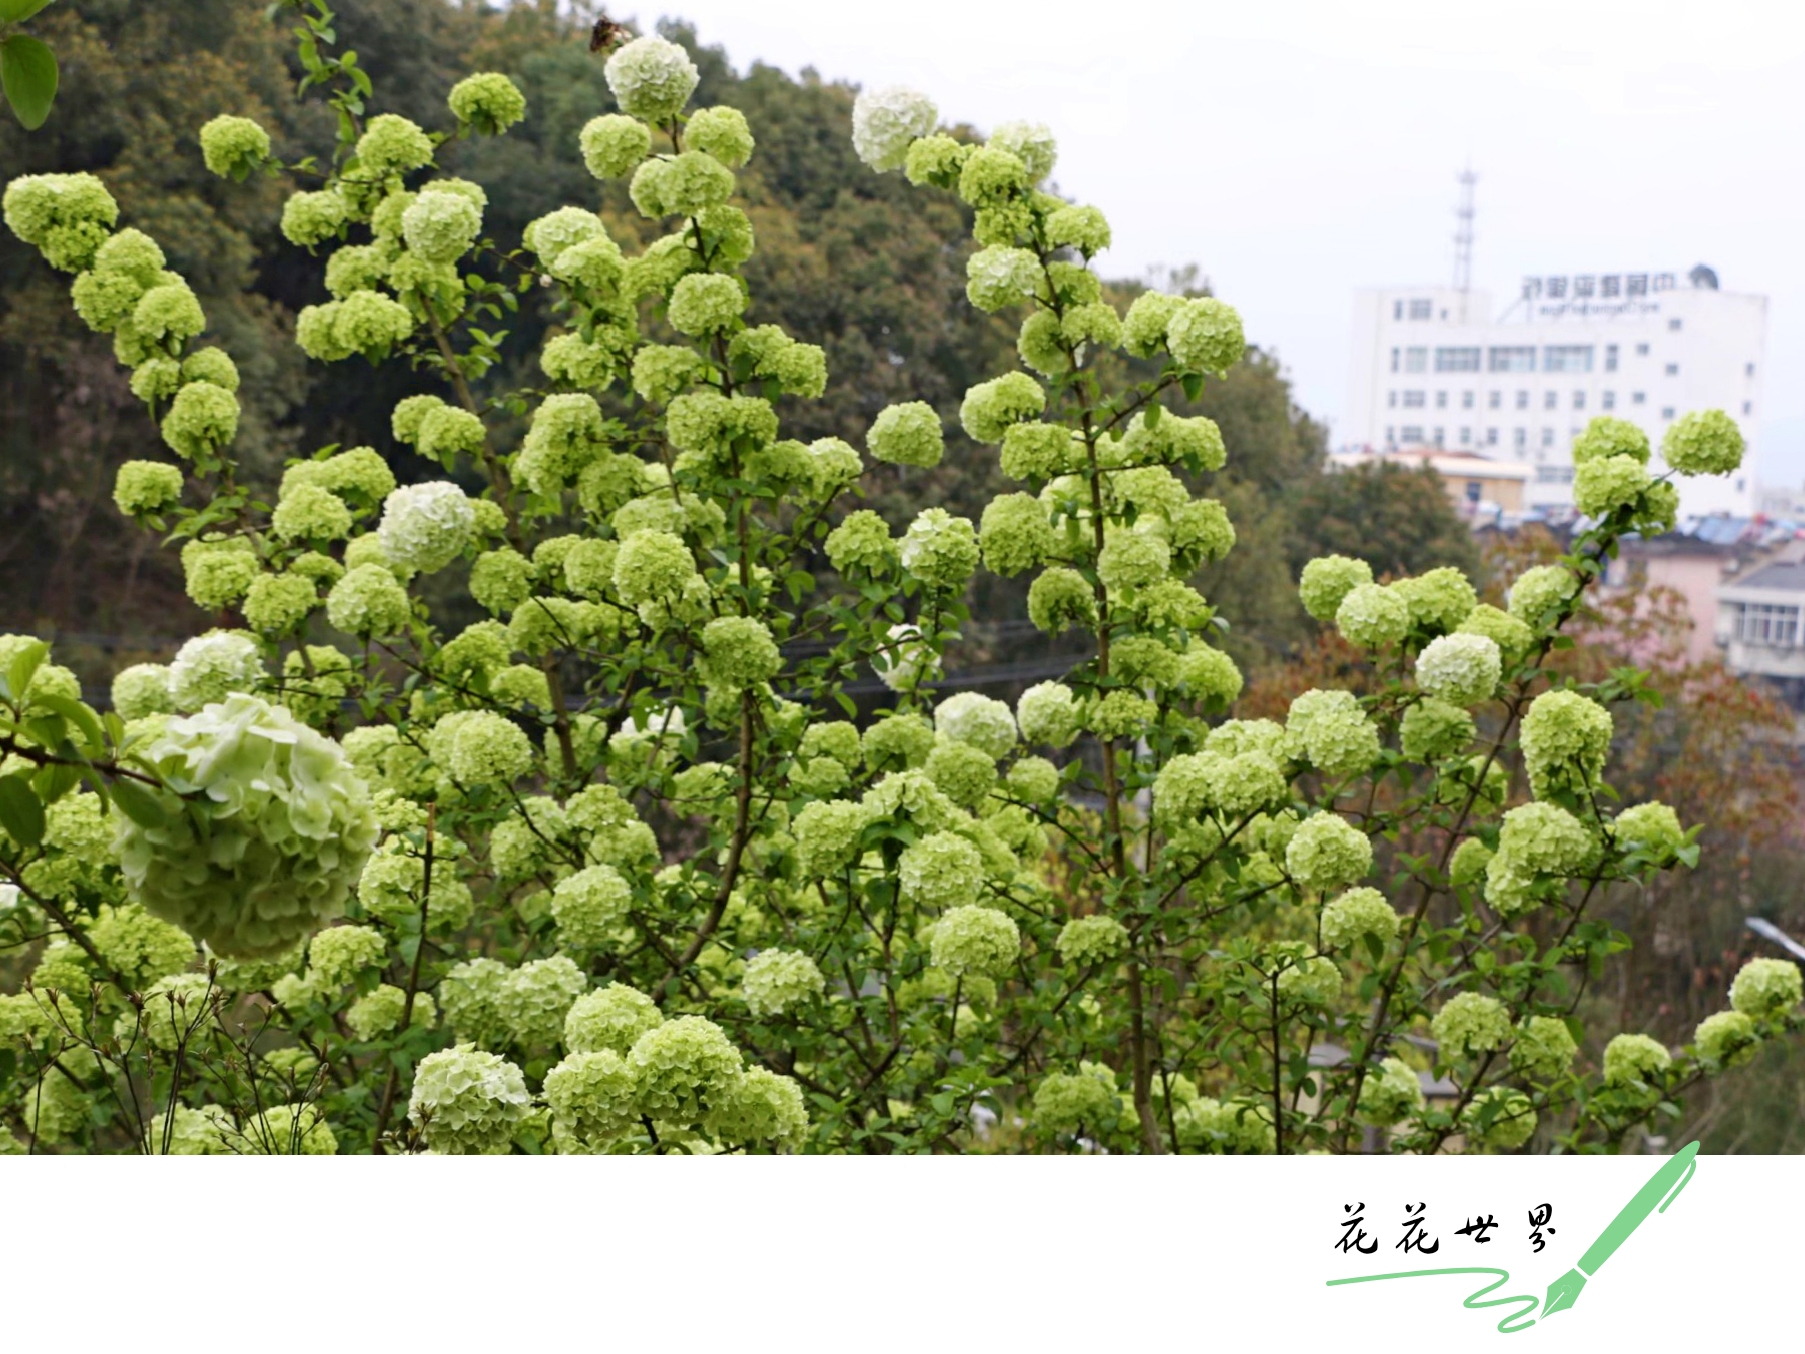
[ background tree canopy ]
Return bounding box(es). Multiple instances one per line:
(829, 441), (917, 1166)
(0, 0), (1417, 682)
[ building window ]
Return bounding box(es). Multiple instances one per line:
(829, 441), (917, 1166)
(1536, 464), (1576, 484)
(1635, 343), (1650, 356)
(1393, 300), (1404, 320)
(1747, 362), (1757, 377)
(1486, 428), (1499, 447)
(1435, 346), (1481, 372)
(1515, 390), (1529, 410)
(1543, 345), (1595, 373)
(1462, 390), (1475, 409)
(1388, 390), (1398, 408)
(1514, 427), (1527, 449)
(1544, 390), (1558, 410)
(1464, 480), (1482, 505)
(1435, 390), (1448, 409)
(1572, 390), (1586, 410)
(1431, 426), (1445, 446)
(1400, 425), (1424, 444)
(1605, 344), (1619, 372)
(1488, 346), (1535, 372)
(1668, 317), (1682, 331)
(1404, 347), (1428, 373)
(1602, 391), (1616, 410)
(1664, 362), (1679, 376)
(1632, 391), (1647, 405)
(1402, 390), (1426, 408)
(1743, 400), (1753, 416)
(1661, 407), (1675, 420)
(1389, 347), (1400, 373)
(1460, 427), (1472, 446)
(1385, 426), (1396, 444)
(1735, 604), (1801, 647)
(1488, 391), (1501, 410)
(1408, 298), (1433, 320)
(1541, 428), (1555, 448)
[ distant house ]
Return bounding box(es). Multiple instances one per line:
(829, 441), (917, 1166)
(1716, 541), (1805, 706)
(1327, 446), (1531, 518)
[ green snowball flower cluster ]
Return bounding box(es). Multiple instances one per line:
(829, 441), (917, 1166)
(1016, 681), (1083, 749)
(1033, 1066), (1121, 1136)
(307, 924), (387, 985)
(1165, 297), (1244, 375)
(1463, 1087), (1536, 1150)
(551, 864), (632, 950)
(1613, 801), (1685, 862)
(1662, 409), (1744, 475)
(1510, 1015), (1578, 1081)
(1285, 813), (1372, 891)
(1285, 688), (1379, 776)
(1320, 887), (1399, 952)
(898, 831), (985, 912)
(867, 400), (944, 468)
(161, 382), (240, 460)
(346, 984), (435, 1041)
(1729, 957), (1801, 1019)
(741, 948), (825, 1018)
(1335, 582), (1409, 649)
(794, 799), (874, 877)
(3, 173), (119, 272)
(327, 564), (412, 637)
(825, 510), (896, 575)
(931, 905), (1020, 979)
(898, 507), (978, 589)
(1056, 914), (1128, 966)
(580, 113), (654, 179)
(565, 982), (664, 1055)
(448, 72), (527, 135)
(166, 630), (261, 709)
(1457, 604), (1535, 665)
(114, 461), (185, 517)
(1519, 690), (1612, 798)
(1572, 416), (1650, 464)
(408, 1043), (532, 1153)
(1693, 1010), (1757, 1069)
(1601, 1032), (1671, 1088)
(402, 189), (483, 265)
(1484, 802), (1596, 917)
(1432, 991), (1511, 1059)
(119, 694), (379, 957)
(1507, 564), (1578, 627)
(1574, 454), (1653, 519)
(628, 1013), (743, 1121)
(1356, 1056), (1425, 1127)
(960, 372), (1046, 443)
(1400, 698), (1474, 762)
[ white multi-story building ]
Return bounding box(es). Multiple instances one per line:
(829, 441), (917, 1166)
(1346, 265), (1766, 519)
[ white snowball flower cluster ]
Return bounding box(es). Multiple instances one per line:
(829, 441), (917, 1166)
(378, 481), (475, 574)
(117, 693), (379, 957)
(167, 630), (263, 711)
(851, 86), (938, 172)
(933, 691), (1018, 759)
(407, 1043), (533, 1153)
(1414, 633), (1503, 708)
(603, 35), (700, 123)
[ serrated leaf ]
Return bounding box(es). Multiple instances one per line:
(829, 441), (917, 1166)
(1, 34), (57, 130)
(0, 774), (45, 847)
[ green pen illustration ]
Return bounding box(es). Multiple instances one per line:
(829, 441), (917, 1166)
(1326, 1142), (1700, 1336)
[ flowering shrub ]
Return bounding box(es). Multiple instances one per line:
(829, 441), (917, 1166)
(0, 11), (1797, 1155)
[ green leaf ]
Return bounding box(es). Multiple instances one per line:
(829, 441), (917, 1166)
(3, 638), (47, 705)
(109, 776), (172, 829)
(0, 0), (55, 24)
(29, 693), (103, 752)
(1, 34), (57, 131)
(0, 774), (45, 847)
(1180, 371), (1204, 402)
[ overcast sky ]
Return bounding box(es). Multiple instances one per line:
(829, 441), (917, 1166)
(631, 1), (1805, 485)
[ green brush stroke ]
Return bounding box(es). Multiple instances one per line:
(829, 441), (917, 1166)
(1326, 1267), (1539, 1335)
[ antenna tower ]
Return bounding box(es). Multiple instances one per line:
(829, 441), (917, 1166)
(1453, 166), (1477, 318)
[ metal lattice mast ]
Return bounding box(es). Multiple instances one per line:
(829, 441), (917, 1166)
(1453, 166), (1477, 319)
